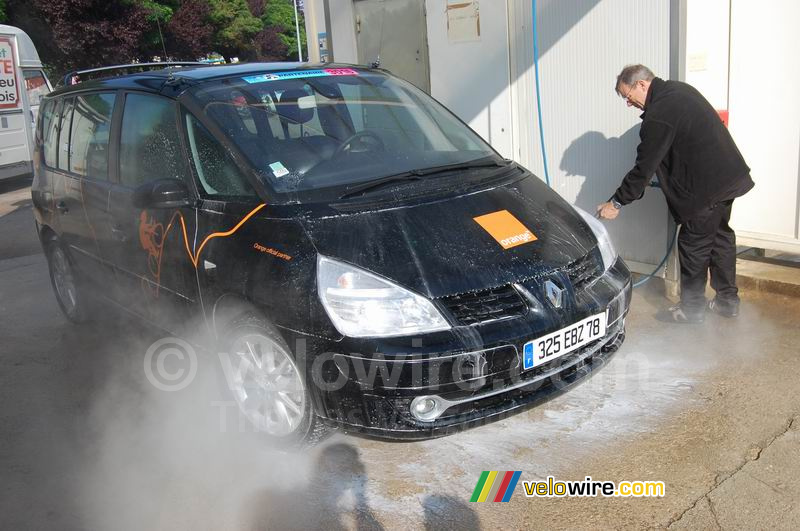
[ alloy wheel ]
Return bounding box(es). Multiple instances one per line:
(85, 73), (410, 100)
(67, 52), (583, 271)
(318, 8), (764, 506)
(228, 333), (306, 437)
(50, 246), (79, 318)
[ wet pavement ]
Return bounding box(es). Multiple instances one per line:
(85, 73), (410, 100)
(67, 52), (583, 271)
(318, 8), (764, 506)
(2, 181), (799, 530)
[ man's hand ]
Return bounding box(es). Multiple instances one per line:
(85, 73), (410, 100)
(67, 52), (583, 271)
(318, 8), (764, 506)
(596, 201), (620, 220)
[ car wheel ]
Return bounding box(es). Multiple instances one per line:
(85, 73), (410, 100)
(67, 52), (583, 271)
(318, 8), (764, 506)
(220, 313), (329, 447)
(45, 239), (92, 323)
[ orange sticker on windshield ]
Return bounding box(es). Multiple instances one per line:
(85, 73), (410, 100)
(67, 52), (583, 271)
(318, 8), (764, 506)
(474, 210), (537, 249)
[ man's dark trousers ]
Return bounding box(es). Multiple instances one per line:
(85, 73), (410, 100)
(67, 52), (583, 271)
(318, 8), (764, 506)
(677, 199), (738, 311)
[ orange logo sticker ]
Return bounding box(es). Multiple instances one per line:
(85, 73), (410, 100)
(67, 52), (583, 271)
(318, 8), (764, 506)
(473, 210), (538, 249)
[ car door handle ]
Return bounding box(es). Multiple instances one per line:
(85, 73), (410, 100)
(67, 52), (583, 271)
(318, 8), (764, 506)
(56, 201), (69, 214)
(111, 227), (128, 242)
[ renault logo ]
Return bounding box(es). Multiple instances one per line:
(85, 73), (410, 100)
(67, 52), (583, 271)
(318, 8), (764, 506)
(545, 280), (564, 308)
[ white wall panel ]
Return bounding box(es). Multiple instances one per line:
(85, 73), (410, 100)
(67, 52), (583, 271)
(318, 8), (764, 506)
(424, 0), (514, 158)
(684, 0), (729, 110)
(728, 0), (800, 248)
(328, 0), (359, 63)
(509, 0), (673, 269)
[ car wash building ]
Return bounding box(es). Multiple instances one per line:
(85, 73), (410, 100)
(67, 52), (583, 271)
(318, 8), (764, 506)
(303, 0), (800, 286)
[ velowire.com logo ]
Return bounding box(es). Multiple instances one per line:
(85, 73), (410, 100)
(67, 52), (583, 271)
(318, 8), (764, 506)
(470, 471), (522, 503)
(470, 473), (667, 502)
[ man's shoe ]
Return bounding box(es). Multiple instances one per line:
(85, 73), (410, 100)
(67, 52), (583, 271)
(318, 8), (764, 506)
(708, 297), (739, 318)
(667, 304), (705, 324)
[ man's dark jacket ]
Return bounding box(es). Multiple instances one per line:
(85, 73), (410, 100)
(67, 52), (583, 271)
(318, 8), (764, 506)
(612, 77), (753, 222)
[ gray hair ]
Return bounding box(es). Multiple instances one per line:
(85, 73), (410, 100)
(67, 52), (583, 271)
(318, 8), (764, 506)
(615, 64), (655, 95)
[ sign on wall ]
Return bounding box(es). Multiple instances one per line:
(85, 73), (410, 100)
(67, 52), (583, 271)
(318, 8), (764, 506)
(447, 1), (481, 43)
(318, 32), (329, 62)
(0, 37), (19, 110)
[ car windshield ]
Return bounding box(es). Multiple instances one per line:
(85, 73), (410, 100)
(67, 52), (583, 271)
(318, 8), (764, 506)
(186, 68), (499, 201)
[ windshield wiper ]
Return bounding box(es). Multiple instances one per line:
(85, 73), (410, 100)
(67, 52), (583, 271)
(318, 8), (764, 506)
(409, 158), (511, 177)
(338, 158), (512, 199)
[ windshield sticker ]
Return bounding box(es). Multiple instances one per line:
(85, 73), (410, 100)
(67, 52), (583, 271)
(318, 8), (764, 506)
(269, 161), (289, 178)
(473, 210), (538, 250)
(242, 68), (359, 84)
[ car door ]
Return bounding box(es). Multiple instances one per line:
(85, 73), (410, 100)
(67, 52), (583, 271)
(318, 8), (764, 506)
(23, 68), (52, 128)
(106, 91), (200, 329)
(49, 93), (117, 289)
(34, 97), (61, 233)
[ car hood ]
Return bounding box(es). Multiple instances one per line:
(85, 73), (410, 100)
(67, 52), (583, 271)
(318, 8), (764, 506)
(303, 175), (599, 298)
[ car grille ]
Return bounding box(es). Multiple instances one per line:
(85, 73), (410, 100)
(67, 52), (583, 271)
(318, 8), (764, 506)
(440, 285), (528, 326)
(440, 252), (602, 326)
(565, 251), (603, 291)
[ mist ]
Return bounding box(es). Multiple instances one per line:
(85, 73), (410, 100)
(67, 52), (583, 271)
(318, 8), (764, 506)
(70, 323), (375, 531)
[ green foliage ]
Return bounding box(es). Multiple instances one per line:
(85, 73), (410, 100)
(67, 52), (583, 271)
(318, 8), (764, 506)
(207, 0), (263, 58)
(5, 0), (306, 74)
(135, 0), (176, 57)
(139, 0), (174, 22)
(262, 0), (306, 60)
(135, 0), (268, 61)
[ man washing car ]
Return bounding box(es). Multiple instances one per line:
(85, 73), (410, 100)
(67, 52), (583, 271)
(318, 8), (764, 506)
(597, 64), (754, 323)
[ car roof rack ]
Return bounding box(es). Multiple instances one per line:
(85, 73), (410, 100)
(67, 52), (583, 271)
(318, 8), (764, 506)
(60, 61), (209, 87)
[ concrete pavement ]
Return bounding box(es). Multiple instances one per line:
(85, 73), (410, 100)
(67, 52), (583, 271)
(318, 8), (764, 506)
(1, 181), (799, 530)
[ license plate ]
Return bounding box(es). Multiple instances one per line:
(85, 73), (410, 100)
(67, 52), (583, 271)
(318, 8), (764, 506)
(523, 312), (607, 370)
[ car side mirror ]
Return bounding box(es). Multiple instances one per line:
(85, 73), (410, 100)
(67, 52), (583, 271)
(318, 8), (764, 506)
(133, 179), (192, 209)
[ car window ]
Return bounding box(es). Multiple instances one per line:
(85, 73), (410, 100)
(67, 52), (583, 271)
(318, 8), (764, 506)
(38, 99), (54, 154)
(23, 70), (50, 107)
(185, 113), (256, 198)
(69, 93), (116, 180)
(37, 99), (51, 141)
(42, 98), (62, 167)
(188, 70), (497, 201)
(338, 84), (365, 131)
(58, 98), (74, 173)
(273, 85), (325, 140)
(119, 93), (188, 188)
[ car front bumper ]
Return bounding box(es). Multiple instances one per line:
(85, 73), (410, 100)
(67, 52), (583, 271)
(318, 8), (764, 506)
(301, 257), (632, 440)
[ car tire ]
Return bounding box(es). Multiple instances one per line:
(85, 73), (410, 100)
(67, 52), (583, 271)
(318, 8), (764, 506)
(45, 238), (94, 324)
(219, 313), (330, 447)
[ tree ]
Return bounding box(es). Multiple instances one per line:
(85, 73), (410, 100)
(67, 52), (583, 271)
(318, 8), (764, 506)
(247, 0), (264, 17)
(261, 0), (306, 61)
(207, 0), (262, 61)
(5, 0), (61, 78)
(166, 0), (214, 60)
(5, 0), (302, 80)
(249, 26), (287, 62)
(30, 0), (153, 72)
(138, 0), (177, 59)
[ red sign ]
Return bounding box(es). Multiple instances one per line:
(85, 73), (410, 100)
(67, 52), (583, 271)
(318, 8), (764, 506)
(0, 37), (19, 110)
(717, 109), (729, 128)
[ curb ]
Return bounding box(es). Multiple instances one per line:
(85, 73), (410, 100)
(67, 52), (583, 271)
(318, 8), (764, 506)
(736, 259), (800, 299)
(736, 274), (800, 299)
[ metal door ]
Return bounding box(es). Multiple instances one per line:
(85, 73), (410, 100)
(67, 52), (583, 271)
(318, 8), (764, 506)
(353, 0), (431, 92)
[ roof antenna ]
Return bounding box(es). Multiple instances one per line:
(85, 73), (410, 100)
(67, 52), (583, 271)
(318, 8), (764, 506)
(156, 16), (168, 59)
(155, 16), (171, 79)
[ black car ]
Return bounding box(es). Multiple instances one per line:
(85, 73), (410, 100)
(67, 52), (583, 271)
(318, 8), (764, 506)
(31, 62), (631, 443)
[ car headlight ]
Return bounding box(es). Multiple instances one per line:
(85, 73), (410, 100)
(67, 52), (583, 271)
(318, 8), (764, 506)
(317, 255), (451, 338)
(574, 206), (619, 271)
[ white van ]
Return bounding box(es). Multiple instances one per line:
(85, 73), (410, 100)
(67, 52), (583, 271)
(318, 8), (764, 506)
(0, 24), (52, 181)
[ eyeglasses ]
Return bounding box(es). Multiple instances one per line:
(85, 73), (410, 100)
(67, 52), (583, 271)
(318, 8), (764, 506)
(621, 82), (637, 101)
